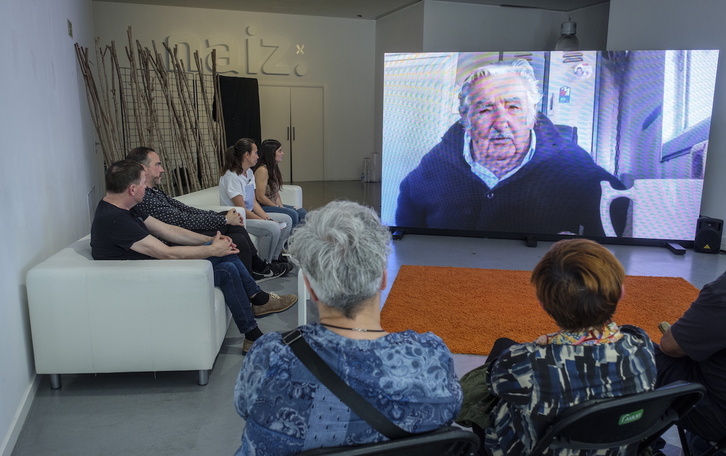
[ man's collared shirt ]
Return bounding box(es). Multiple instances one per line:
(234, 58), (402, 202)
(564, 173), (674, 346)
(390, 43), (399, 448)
(136, 186), (226, 231)
(463, 129), (536, 189)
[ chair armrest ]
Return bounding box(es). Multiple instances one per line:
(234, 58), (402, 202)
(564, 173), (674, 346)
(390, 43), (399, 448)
(280, 185), (303, 207)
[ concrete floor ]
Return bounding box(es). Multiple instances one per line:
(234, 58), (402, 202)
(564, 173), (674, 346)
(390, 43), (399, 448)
(12, 181), (726, 455)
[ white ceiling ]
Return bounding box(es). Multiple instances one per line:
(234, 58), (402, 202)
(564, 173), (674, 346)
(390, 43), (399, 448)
(93, 0), (609, 20)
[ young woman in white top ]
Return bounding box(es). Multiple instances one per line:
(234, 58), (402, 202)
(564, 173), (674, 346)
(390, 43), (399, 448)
(219, 138), (293, 264)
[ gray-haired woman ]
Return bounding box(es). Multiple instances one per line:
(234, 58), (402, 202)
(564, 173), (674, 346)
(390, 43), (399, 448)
(233, 201), (463, 456)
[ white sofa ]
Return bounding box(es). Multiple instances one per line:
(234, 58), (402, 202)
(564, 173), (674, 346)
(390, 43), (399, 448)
(26, 185), (309, 389)
(26, 236), (229, 388)
(174, 185), (303, 225)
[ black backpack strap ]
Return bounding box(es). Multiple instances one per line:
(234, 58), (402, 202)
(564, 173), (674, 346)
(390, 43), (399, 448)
(282, 329), (413, 440)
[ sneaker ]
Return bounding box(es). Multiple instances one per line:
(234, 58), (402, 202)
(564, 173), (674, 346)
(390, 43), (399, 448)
(272, 260), (293, 276)
(252, 264), (286, 283)
(242, 338), (254, 355)
(253, 292), (298, 317)
(269, 261), (291, 278)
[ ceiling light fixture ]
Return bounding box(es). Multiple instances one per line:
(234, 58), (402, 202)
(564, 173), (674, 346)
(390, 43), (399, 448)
(555, 19), (579, 51)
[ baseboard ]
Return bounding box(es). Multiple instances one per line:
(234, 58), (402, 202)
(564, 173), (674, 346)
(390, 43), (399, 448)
(1, 374), (41, 456)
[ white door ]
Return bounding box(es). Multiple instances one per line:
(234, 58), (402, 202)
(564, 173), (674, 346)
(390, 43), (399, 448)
(259, 86), (293, 181)
(290, 87), (324, 182)
(259, 86), (324, 182)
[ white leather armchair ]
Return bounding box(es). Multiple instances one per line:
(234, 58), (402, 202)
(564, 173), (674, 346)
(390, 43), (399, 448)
(26, 236), (230, 388)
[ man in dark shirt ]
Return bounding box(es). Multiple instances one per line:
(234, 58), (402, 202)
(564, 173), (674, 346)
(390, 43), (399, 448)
(91, 159), (297, 353)
(657, 270), (726, 451)
(126, 146), (288, 282)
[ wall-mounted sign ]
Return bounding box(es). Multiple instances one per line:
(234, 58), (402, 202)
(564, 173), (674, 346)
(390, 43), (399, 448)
(165, 27), (307, 77)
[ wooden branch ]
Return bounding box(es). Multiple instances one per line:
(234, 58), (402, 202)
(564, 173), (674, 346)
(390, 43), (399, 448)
(77, 26), (226, 195)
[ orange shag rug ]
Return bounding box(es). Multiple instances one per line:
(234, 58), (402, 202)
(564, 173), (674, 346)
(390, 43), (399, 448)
(380, 265), (699, 356)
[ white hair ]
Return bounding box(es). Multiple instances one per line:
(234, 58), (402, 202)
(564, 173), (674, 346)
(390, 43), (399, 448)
(287, 201), (391, 318)
(458, 59), (542, 127)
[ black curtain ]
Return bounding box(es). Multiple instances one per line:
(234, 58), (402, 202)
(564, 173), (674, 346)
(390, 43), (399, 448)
(217, 75), (262, 147)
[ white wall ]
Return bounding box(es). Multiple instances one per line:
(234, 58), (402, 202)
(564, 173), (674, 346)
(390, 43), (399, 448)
(568, 2), (610, 51)
(0, 0), (99, 454)
(420, 0), (609, 53)
(423, 1), (564, 52)
(608, 0), (726, 244)
(92, 2), (376, 181)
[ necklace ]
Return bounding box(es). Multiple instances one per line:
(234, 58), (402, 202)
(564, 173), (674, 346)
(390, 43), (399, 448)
(320, 323), (386, 333)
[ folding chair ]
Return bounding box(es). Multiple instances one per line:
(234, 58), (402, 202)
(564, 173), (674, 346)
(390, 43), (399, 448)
(296, 426), (479, 456)
(700, 436), (726, 456)
(677, 427), (726, 456)
(528, 381), (705, 456)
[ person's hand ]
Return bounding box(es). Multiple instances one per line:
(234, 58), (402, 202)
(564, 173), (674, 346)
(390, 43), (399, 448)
(225, 209), (243, 226)
(220, 234), (237, 249)
(658, 321), (671, 334)
(210, 231), (239, 257)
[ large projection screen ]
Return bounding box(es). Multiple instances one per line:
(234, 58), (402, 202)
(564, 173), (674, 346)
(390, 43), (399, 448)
(381, 50), (718, 243)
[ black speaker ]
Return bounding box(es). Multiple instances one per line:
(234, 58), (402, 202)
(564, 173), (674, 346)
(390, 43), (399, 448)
(695, 216), (723, 253)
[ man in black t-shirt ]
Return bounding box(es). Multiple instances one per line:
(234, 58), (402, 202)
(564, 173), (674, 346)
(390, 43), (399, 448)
(91, 160), (297, 353)
(657, 270), (726, 448)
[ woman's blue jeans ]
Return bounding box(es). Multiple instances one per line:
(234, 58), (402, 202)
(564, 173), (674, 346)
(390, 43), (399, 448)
(263, 204), (307, 227)
(207, 254), (262, 334)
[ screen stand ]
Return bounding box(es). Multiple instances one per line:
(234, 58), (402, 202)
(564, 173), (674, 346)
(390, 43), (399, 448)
(392, 229), (406, 241)
(664, 242), (686, 255)
(524, 235), (538, 248)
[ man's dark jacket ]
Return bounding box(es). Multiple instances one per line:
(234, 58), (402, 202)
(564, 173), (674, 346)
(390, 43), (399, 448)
(396, 114), (627, 237)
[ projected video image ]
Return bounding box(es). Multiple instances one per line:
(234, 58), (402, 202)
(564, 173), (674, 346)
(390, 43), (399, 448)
(381, 50), (718, 241)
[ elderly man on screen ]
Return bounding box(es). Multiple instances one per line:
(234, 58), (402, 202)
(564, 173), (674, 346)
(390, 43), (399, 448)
(396, 59), (627, 237)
